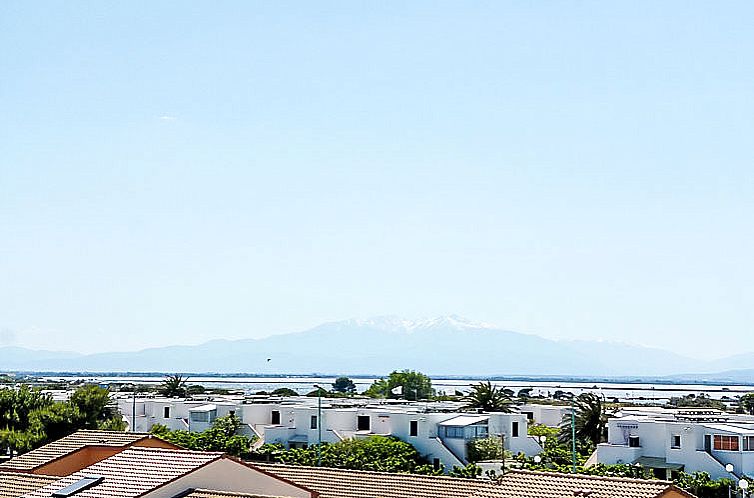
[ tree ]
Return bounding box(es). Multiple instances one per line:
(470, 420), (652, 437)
(668, 393), (726, 411)
(365, 371), (433, 400)
(0, 384), (124, 455)
(466, 436), (510, 463)
(674, 471), (735, 498)
(389, 371), (433, 400)
(159, 375), (188, 398)
(364, 378), (390, 398)
(28, 403), (84, 443)
(741, 393), (754, 415)
(463, 381), (515, 413)
(0, 386), (53, 432)
(332, 377), (357, 394)
(558, 393), (609, 448)
(260, 435), (429, 473)
(271, 388), (298, 397)
(150, 414), (255, 457)
(69, 385), (116, 429)
(448, 463), (482, 479)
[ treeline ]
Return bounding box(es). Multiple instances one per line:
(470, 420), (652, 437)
(0, 385), (124, 453)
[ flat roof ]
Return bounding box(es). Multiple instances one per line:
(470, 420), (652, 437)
(190, 404), (218, 412)
(438, 415), (489, 427)
(702, 424), (754, 435)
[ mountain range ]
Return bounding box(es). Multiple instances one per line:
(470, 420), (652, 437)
(0, 316), (749, 379)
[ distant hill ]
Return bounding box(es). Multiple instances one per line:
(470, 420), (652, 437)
(663, 369), (754, 384)
(0, 346), (81, 370)
(0, 316), (706, 376)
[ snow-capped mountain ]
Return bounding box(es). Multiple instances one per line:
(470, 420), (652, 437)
(0, 316), (700, 376)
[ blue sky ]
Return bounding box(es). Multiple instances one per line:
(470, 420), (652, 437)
(1, 1), (753, 357)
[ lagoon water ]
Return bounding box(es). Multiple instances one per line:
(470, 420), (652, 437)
(41, 375), (754, 403)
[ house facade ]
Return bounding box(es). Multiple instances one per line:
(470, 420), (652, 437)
(595, 408), (754, 479)
(116, 395), (543, 470)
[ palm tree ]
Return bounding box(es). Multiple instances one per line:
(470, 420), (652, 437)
(463, 381), (516, 413)
(558, 392), (609, 447)
(159, 374), (188, 397)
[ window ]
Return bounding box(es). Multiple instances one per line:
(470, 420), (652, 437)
(190, 412), (209, 423)
(433, 458), (441, 470)
(466, 424), (488, 439)
(443, 426), (464, 438)
(443, 424), (488, 439)
(358, 416), (370, 431)
(512, 422), (519, 438)
(523, 412), (534, 420)
(52, 476), (104, 497)
(310, 415), (318, 429)
(744, 436), (754, 451)
(163, 406), (170, 419)
(714, 435), (739, 451)
(628, 436), (641, 448)
(671, 435), (681, 449)
(271, 410), (281, 425)
(410, 420), (418, 437)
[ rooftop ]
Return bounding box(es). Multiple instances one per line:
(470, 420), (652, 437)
(497, 470), (693, 498)
(22, 447), (223, 498)
(438, 415), (490, 427)
(0, 473), (58, 498)
(182, 490), (297, 498)
(0, 431), (158, 472)
(254, 463), (509, 498)
(255, 464), (696, 498)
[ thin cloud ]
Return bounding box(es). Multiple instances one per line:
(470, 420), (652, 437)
(158, 115), (177, 122)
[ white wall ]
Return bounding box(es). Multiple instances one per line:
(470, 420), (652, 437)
(143, 458), (312, 498)
(519, 404), (571, 427)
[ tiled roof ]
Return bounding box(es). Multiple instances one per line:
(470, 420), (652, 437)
(253, 463), (508, 498)
(497, 470), (694, 498)
(22, 447), (222, 498)
(183, 490), (296, 498)
(0, 430), (154, 471)
(0, 473), (58, 498)
(255, 464), (697, 498)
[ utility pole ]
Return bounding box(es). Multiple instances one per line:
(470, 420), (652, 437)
(500, 433), (505, 475)
(571, 394), (576, 473)
(314, 385), (322, 467)
(132, 384), (136, 433)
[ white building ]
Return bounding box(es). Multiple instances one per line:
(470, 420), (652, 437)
(595, 407), (754, 479)
(116, 394), (543, 470)
(518, 403), (572, 427)
(116, 394), (242, 433)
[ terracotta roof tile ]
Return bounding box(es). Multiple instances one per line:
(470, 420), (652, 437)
(253, 463), (508, 498)
(497, 470), (693, 498)
(0, 473), (58, 498)
(0, 430), (154, 471)
(21, 447), (222, 498)
(184, 489), (297, 498)
(255, 464), (697, 498)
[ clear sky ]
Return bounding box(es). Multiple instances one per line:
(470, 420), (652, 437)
(1, 1), (753, 358)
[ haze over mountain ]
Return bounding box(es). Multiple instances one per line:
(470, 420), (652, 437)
(0, 316), (739, 378)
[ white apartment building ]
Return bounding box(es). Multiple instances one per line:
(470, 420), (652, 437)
(595, 407), (754, 479)
(115, 395), (543, 470)
(518, 403), (572, 427)
(116, 394), (243, 433)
